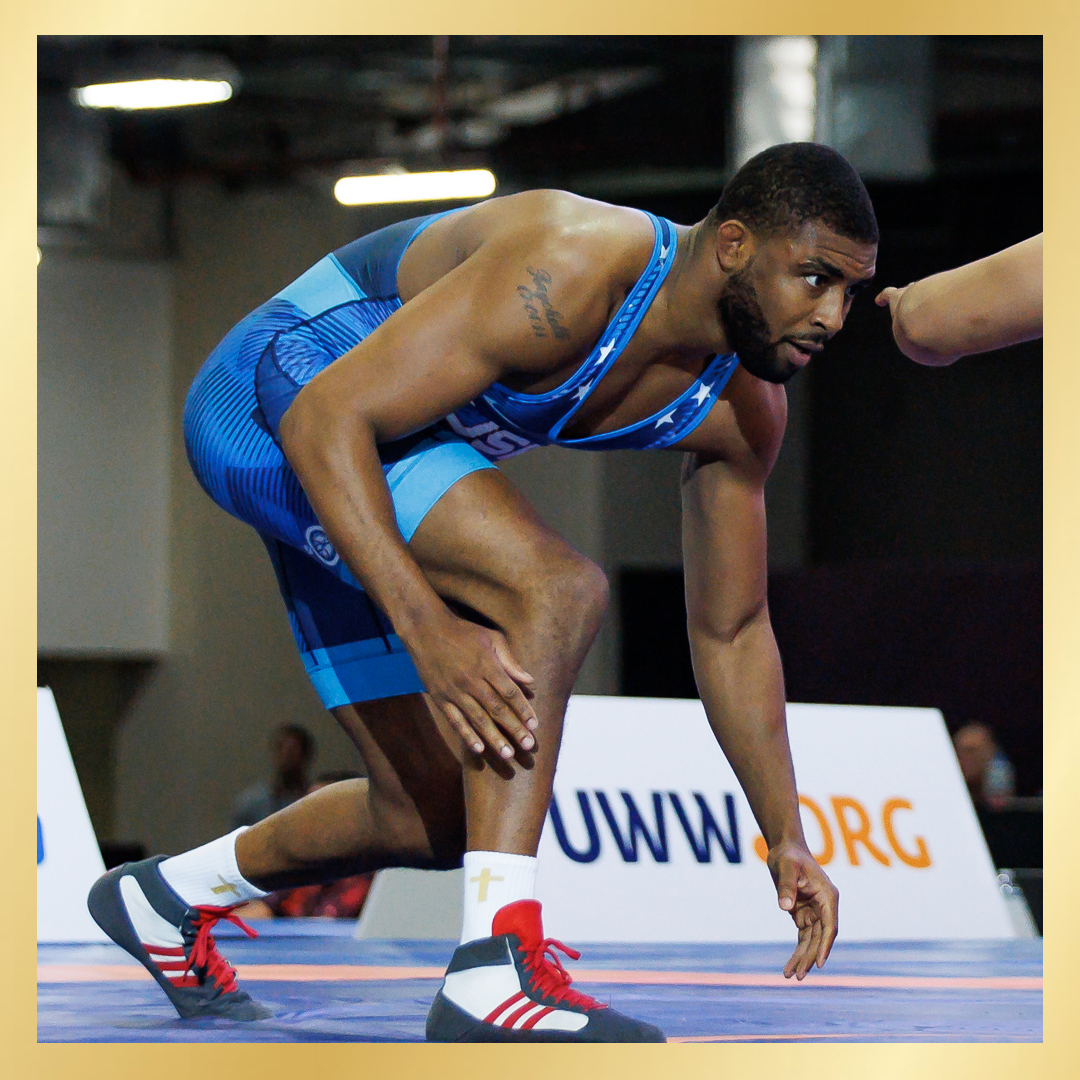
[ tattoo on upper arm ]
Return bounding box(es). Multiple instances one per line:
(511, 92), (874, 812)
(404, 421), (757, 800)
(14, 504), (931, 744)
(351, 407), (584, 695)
(517, 267), (571, 339)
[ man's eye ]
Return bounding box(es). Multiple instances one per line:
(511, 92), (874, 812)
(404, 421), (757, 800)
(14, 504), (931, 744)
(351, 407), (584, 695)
(804, 273), (828, 288)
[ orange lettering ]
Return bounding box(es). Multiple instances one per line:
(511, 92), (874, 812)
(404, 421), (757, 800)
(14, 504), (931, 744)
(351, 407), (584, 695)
(798, 795), (835, 865)
(881, 798), (932, 868)
(752, 795), (834, 865)
(830, 796), (891, 866)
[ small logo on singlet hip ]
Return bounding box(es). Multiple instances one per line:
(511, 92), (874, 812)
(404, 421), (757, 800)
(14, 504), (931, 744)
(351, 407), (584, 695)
(305, 525), (340, 567)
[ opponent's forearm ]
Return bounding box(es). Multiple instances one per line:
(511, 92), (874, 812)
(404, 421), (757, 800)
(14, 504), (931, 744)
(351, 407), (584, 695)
(279, 396), (444, 640)
(689, 612), (805, 849)
(893, 272), (984, 363)
(894, 237), (1043, 363)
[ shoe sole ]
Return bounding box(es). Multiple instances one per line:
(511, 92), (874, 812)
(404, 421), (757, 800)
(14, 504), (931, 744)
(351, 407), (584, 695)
(425, 992), (665, 1043)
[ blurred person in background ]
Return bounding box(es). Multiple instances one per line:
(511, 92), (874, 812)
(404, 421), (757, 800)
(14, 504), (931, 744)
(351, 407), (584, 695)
(953, 722), (1016, 810)
(231, 725), (316, 829)
(876, 234), (1042, 365)
(238, 771), (374, 920)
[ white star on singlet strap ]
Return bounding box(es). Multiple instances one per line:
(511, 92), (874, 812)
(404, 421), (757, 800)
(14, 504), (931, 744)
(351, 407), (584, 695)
(596, 340), (616, 363)
(655, 410), (677, 428)
(692, 382), (713, 406)
(574, 381), (593, 401)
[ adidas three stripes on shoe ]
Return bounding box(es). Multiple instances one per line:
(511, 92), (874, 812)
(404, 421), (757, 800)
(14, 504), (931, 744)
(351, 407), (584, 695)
(87, 855), (271, 1021)
(426, 899), (665, 1042)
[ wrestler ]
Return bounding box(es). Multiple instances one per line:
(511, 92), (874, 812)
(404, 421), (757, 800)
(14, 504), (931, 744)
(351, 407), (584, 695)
(88, 142), (877, 1042)
(876, 233), (1042, 365)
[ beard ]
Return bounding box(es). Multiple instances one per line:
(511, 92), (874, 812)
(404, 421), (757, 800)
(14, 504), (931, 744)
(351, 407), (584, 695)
(717, 265), (802, 384)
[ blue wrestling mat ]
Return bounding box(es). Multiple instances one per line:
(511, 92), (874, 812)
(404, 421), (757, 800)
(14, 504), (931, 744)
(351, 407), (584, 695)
(38, 921), (1042, 1043)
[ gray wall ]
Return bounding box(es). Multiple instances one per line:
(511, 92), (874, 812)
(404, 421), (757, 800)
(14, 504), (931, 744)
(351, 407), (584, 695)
(38, 255), (173, 654)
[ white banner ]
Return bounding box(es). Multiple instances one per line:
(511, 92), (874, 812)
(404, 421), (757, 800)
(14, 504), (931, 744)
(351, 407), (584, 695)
(534, 697), (1014, 942)
(37, 687), (108, 942)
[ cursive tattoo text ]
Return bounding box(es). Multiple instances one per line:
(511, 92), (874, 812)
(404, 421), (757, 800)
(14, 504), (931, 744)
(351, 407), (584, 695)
(517, 267), (571, 339)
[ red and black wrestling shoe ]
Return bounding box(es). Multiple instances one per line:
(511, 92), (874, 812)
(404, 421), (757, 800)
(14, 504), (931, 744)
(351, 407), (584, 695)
(87, 856), (272, 1020)
(425, 899), (665, 1042)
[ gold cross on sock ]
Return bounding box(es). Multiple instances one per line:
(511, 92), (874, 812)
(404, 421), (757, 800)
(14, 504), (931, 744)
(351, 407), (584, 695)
(470, 868), (504, 902)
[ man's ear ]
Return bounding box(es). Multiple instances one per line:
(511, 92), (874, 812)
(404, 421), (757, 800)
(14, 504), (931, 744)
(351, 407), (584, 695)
(715, 219), (753, 275)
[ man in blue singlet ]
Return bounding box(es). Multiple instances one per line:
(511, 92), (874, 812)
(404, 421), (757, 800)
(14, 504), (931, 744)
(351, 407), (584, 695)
(89, 142), (878, 1042)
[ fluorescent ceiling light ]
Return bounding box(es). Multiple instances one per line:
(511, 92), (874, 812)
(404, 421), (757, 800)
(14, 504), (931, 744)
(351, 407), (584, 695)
(75, 79), (233, 110)
(334, 169), (496, 206)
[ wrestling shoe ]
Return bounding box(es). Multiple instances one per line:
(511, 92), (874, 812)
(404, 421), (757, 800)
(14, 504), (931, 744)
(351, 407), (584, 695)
(426, 899), (665, 1042)
(87, 855), (271, 1020)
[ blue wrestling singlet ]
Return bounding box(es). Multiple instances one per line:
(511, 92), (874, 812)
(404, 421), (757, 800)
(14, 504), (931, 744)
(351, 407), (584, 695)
(183, 208), (739, 709)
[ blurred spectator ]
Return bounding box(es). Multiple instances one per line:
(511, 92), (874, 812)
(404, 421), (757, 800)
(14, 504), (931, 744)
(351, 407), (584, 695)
(231, 724), (316, 829)
(953, 722), (1016, 809)
(238, 771), (374, 920)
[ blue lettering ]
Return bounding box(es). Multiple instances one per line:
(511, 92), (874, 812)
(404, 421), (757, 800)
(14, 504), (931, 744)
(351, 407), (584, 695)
(548, 791), (601, 863)
(668, 792), (741, 863)
(595, 791), (669, 863)
(37, 815), (44, 865)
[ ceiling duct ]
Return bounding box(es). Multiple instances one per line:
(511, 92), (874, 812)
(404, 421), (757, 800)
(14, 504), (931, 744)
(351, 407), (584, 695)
(400, 67), (661, 153)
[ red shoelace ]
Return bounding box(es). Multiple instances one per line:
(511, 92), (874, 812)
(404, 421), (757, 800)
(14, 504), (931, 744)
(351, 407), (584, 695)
(519, 937), (606, 1011)
(186, 905), (259, 994)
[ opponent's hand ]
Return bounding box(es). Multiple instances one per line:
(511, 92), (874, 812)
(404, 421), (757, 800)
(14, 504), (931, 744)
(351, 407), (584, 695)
(876, 284), (958, 365)
(409, 610), (538, 759)
(767, 841), (839, 980)
(875, 283), (909, 316)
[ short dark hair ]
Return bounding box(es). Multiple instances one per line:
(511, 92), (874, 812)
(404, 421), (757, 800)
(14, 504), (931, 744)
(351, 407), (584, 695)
(708, 142), (878, 245)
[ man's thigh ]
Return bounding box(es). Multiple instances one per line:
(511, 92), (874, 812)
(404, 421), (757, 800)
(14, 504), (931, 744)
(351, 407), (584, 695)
(266, 443), (580, 732)
(407, 465), (588, 632)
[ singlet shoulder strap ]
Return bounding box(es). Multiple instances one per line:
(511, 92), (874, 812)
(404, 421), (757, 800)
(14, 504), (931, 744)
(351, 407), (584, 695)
(556, 351), (739, 451)
(479, 212), (678, 442)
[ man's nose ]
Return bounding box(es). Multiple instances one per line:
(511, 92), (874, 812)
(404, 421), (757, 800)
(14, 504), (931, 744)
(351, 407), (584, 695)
(812, 291), (846, 335)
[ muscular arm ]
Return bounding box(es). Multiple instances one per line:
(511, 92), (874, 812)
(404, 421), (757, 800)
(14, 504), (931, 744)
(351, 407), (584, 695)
(876, 233), (1042, 365)
(279, 211), (611, 755)
(680, 382), (837, 976)
(280, 254), (512, 637)
(681, 451), (804, 854)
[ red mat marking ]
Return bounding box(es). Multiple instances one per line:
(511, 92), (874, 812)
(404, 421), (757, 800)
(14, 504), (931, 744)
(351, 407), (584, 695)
(669, 1032), (1027, 1043)
(36, 963), (1042, 992)
(574, 969), (1041, 990)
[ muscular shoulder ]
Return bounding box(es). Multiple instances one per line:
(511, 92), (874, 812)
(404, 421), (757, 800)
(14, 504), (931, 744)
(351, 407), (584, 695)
(680, 367), (788, 484)
(407, 190), (657, 376)
(471, 191), (655, 291)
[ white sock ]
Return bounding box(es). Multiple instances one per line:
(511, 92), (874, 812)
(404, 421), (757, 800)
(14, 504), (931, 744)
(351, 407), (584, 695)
(460, 850), (537, 944)
(158, 827), (269, 908)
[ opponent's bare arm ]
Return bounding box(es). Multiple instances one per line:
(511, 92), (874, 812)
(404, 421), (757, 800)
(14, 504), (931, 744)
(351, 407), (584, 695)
(679, 377), (838, 979)
(876, 233), (1042, 365)
(279, 202), (614, 759)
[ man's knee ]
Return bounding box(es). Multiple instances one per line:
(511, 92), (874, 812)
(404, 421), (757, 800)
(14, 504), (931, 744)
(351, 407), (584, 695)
(521, 544), (609, 650)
